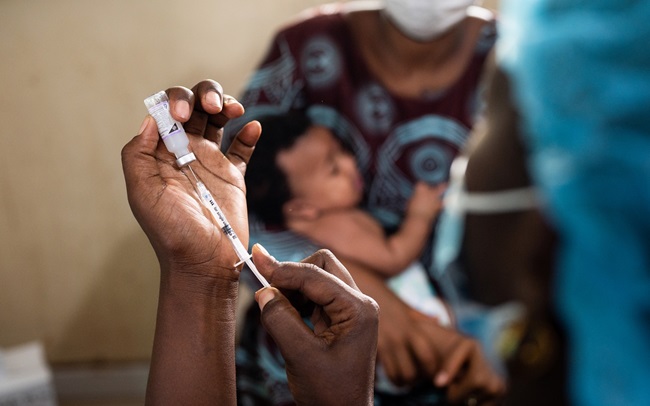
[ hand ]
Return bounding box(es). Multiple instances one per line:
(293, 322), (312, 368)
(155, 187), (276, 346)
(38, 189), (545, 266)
(406, 181), (446, 221)
(382, 305), (504, 404)
(252, 246), (379, 406)
(422, 312), (506, 405)
(122, 80), (261, 279)
(345, 263), (505, 405)
(122, 80), (261, 405)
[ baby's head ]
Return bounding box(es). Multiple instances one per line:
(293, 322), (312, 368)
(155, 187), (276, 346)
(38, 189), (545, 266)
(246, 112), (364, 227)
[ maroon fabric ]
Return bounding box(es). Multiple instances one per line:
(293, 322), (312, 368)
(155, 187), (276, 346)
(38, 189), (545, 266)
(229, 6), (496, 230)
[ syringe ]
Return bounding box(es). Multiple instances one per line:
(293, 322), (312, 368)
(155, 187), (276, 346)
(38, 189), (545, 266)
(144, 91), (270, 288)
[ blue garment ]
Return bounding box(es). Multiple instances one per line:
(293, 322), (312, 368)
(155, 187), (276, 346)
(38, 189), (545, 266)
(498, 1), (650, 405)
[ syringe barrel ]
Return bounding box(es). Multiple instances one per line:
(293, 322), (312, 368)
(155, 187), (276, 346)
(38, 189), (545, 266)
(144, 91), (196, 167)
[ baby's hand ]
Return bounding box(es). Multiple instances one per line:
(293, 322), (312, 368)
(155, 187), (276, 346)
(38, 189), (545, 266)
(406, 182), (446, 222)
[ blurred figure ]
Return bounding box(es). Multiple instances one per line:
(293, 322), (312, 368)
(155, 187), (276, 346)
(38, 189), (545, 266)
(498, 1), (650, 404)
(226, 0), (503, 403)
(436, 59), (569, 405)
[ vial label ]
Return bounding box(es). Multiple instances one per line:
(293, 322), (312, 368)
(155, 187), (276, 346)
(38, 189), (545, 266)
(149, 101), (183, 139)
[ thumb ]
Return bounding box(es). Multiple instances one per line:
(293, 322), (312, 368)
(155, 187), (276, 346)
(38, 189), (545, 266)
(131, 114), (160, 157)
(122, 115), (161, 189)
(252, 244), (316, 358)
(255, 287), (315, 362)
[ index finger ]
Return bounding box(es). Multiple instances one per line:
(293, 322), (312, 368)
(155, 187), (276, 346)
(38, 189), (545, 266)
(165, 80), (226, 123)
(436, 336), (475, 387)
(165, 85), (195, 122)
(300, 249), (359, 290)
(252, 246), (364, 309)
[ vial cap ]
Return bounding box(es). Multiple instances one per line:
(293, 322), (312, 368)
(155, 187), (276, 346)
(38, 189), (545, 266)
(176, 152), (197, 167)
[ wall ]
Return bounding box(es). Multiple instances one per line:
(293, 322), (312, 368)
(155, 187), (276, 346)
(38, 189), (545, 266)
(0, 0), (500, 365)
(0, 0), (336, 364)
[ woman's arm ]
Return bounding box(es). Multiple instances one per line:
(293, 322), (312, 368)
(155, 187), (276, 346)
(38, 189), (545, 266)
(341, 260), (506, 404)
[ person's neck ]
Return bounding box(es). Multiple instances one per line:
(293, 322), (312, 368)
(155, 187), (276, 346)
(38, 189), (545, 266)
(376, 12), (465, 72)
(346, 8), (478, 98)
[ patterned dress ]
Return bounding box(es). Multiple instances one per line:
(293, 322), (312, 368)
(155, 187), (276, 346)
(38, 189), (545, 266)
(227, 4), (496, 405)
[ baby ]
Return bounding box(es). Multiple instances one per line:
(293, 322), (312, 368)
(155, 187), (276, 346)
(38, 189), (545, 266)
(246, 112), (445, 277)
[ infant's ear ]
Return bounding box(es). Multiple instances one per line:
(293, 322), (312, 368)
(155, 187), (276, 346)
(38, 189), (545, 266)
(283, 198), (321, 221)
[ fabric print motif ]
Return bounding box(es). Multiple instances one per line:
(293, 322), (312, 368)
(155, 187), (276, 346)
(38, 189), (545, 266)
(244, 39), (302, 108)
(301, 36), (342, 89)
(355, 83), (396, 135)
(368, 115), (468, 228)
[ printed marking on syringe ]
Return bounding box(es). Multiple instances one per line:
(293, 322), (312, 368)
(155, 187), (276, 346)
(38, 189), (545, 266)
(221, 224), (239, 241)
(194, 180), (269, 286)
(201, 193), (234, 233)
(197, 183), (240, 241)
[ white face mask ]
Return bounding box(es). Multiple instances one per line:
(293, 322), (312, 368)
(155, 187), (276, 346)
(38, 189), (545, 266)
(383, 0), (476, 41)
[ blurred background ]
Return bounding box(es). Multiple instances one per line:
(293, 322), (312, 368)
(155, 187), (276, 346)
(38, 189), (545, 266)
(0, 0), (498, 404)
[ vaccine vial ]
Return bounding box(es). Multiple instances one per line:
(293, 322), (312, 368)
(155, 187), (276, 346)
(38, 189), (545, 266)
(144, 91), (196, 167)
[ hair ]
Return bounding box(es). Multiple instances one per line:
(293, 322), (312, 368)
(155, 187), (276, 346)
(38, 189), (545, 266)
(245, 111), (313, 228)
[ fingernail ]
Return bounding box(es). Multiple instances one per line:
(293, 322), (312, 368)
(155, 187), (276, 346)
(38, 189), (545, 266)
(205, 91), (221, 108)
(253, 243), (270, 256)
(255, 288), (274, 310)
(174, 100), (190, 120)
(138, 115), (152, 135)
(435, 372), (449, 387)
(253, 244), (276, 262)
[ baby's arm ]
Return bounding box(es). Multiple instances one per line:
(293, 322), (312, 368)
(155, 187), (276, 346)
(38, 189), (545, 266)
(377, 182), (445, 274)
(290, 182), (445, 276)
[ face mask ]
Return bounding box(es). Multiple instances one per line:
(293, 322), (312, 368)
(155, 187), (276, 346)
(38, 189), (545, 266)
(383, 0), (476, 41)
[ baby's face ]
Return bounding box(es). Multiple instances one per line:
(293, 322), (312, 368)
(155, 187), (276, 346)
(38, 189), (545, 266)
(277, 125), (364, 211)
